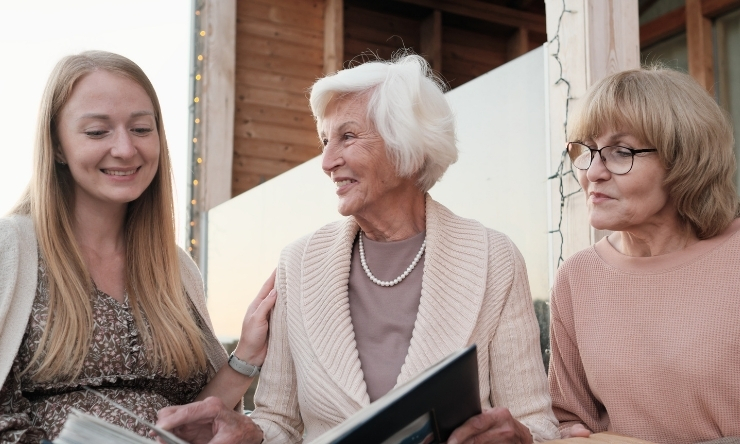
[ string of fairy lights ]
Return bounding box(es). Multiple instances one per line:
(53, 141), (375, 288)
(187, 0), (206, 259)
(546, 0), (579, 268)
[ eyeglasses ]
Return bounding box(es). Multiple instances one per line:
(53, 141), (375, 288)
(567, 142), (658, 175)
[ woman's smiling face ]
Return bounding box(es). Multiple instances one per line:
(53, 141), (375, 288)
(319, 93), (415, 218)
(56, 69), (160, 211)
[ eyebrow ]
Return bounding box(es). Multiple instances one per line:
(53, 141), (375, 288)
(78, 110), (155, 121)
(319, 120), (360, 139)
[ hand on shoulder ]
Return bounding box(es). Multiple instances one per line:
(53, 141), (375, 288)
(234, 270), (277, 366)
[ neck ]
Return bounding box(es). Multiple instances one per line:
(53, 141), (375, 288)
(609, 221), (698, 257)
(71, 196), (128, 256)
(355, 192), (426, 242)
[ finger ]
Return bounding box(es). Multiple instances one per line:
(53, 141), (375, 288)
(246, 270), (277, 316)
(564, 424), (591, 438)
(155, 398), (222, 430)
(254, 289), (277, 320)
(448, 408), (510, 444)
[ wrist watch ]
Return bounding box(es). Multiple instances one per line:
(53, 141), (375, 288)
(228, 351), (261, 377)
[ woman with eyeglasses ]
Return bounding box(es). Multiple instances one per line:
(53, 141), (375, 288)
(547, 67), (740, 444)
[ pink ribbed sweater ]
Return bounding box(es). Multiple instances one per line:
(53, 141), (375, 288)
(549, 218), (740, 444)
(251, 196), (559, 443)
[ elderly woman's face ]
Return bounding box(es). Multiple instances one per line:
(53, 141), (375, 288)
(320, 94), (415, 218)
(578, 129), (675, 233)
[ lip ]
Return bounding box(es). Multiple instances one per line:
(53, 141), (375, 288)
(101, 166), (141, 180)
(333, 176), (357, 194)
(589, 191), (614, 204)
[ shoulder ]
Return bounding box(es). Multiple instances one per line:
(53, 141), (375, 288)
(176, 247), (205, 301)
(279, 219), (351, 263)
(0, 214), (34, 241)
(550, 246), (598, 310)
(557, 245), (599, 276)
(0, 214), (36, 262)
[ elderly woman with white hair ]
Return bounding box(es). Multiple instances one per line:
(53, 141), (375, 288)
(157, 54), (559, 444)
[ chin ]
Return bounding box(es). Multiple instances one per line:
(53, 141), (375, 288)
(588, 213), (617, 232)
(589, 218), (618, 232)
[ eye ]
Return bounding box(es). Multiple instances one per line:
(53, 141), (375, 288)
(342, 133), (354, 140)
(85, 130), (107, 137)
(132, 127), (154, 136)
(612, 146), (633, 157)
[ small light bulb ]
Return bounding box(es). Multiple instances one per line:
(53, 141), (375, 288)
(191, 239), (196, 245)
(194, 97), (200, 103)
(193, 179), (199, 185)
(195, 118), (200, 124)
(195, 10), (200, 15)
(197, 158), (203, 164)
(195, 74), (201, 81)
(198, 55), (203, 61)
(191, 199), (197, 205)
(200, 30), (206, 36)
(190, 221), (196, 227)
(193, 138), (198, 143)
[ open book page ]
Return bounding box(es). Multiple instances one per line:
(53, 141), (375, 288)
(50, 387), (188, 444)
(54, 409), (156, 444)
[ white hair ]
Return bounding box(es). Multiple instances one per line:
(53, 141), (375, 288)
(309, 53), (458, 193)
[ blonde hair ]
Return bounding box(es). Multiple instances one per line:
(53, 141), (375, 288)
(12, 51), (207, 381)
(310, 53), (458, 193)
(569, 66), (739, 239)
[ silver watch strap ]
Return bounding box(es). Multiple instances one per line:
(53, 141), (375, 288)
(228, 352), (261, 377)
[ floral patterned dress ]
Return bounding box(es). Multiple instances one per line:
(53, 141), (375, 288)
(0, 259), (209, 443)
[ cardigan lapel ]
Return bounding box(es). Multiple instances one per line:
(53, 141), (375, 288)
(300, 217), (370, 408)
(396, 196), (489, 385)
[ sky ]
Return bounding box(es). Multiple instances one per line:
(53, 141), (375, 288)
(2, 0), (192, 245)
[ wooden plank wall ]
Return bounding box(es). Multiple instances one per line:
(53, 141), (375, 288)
(231, 0), (547, 195)
(343, 6), (421, 64)
(343, 3), (546, 90)
(232, 0), (325, 196)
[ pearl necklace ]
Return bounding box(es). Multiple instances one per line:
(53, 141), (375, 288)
(358, 231), (426, 287)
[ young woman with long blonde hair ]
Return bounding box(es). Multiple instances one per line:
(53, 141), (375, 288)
(0, 51), (274, 442)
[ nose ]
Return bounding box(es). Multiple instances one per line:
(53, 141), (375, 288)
(110, 129), (137, 159)
(321, 138), (344, 175)
(585, 150), (611, 182)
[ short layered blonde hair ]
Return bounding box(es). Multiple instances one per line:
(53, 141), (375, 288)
(569, 67), (739, 239)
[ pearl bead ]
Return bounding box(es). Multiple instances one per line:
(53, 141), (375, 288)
(358, 231), (426, 287)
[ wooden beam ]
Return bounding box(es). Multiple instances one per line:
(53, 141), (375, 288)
(686, 0), (715, 91)
(420, 10), (442, 72)
(639, 6), (686, 48)
(545, 0), (640, 279)
(201, 0), (236, 208)
(397, 0), (546, 33)
(585, 0), (640, 85)
(507, 27), (529, 61)
(702, 0), (740, 17)
(324, 0), (344, 74)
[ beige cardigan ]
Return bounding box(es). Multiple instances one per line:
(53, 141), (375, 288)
(251, 196), (559, 443)
(0, 214), (228, 389)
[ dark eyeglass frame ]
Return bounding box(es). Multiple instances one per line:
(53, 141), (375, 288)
(567, 142), (658, 175)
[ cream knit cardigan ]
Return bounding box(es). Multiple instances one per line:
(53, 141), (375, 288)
(251, 196), (559, 443)
(0, 214), (228, 390)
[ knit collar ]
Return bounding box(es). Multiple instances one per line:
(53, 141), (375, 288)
(299, 195), (489, 407)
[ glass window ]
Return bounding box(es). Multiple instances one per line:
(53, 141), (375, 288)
(641, 32), (689, 72)
(716, 8), (740, 191)
(639, 0), (685, 26)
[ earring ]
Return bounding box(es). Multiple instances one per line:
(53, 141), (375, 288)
(57, 160), (66, 165)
